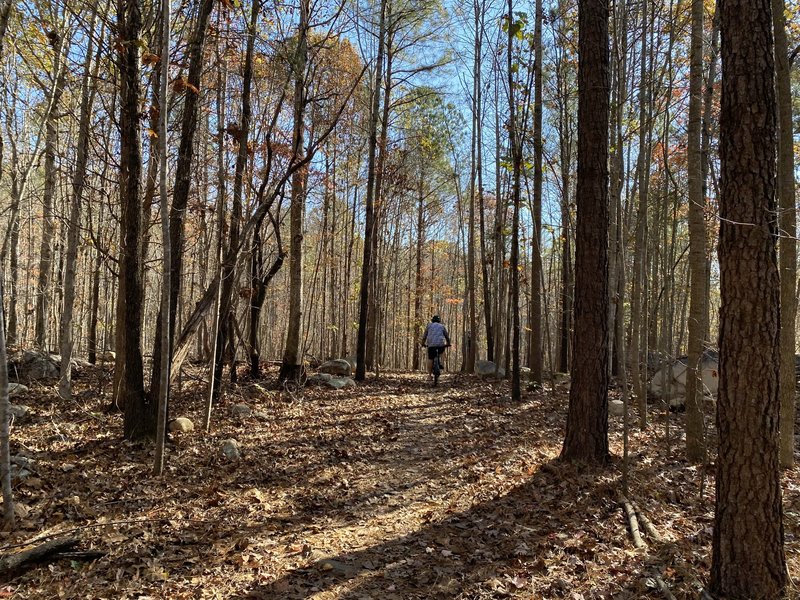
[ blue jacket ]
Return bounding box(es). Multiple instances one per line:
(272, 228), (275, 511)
(421, 322), (451, 347)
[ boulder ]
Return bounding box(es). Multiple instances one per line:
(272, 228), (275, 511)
(319, 359), (352, 377)
(169, 417), (195, 433)
(9, 351), (60, 382)
(9, 404), (29, 420)
(231, 403), (252, 419)
(648, 349), (719, 407)
(8, 383), (28, 398)
(608, 400), (625, 417)
(221, 439), (241, 461)
(308, 373), (333, 386)
(476, 360), (505, 379)
(98, 351), (116, 363)
(325, 377), (355, 390)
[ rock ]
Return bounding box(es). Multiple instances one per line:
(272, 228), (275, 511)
(11, 455), (34, 481)
(98, 351), (116, 363)
(8, 383), (28, 397)
(221, 439), (241, 461)
(9, 404), (29, 420)
(325, 377), (355, 390)
(231, 403), (252, 419)
(308, 373), (333, 386)
(9, 350), (60, 382)
(319, 359), (352, 377)
(608, 400), (625, 417)
(169, 417), (195, 433)
(476, 360), (505, 378)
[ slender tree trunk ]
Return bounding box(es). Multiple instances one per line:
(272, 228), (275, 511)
(710, 0), (787, 595)
(630, 0), (650, 428)
(355, 0), (387, 381)
(507, 0), (522, 401)
(36, 33), (67, 350)
(279, 0), (310, 382)
(60, 12), (99, 400)
(0, 280), (13, 528)
(150, 0), (215, 406)
(529, 0), (543, 383)
(685, 0), (707, 463)
(561, 0), (610, 463)
(154, 0), (172, 476)
(773, 0), (797, 469)
(117, 0), (149, 439)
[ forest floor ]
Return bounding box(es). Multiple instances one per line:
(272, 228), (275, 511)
(3, 363), (800, 599)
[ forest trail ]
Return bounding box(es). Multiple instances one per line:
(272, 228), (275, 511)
(3, 366), (800, 598)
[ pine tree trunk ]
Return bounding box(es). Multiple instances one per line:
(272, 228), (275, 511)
(710, 0), (787, 595)
(561, 0), (610, 463)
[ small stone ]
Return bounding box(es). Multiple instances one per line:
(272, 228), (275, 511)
(608, 400), (625, 417)
(169, 417), (195, 433)
(231, 403), (252, 419)
(221, 439), (241, 461)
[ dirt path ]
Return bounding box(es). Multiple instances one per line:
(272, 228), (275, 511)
(3, 368), (800, 598)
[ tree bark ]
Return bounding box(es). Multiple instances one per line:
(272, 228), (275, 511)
(560, 0), (610, 463)
(773, 0), (797, 469)
(710, 0), (787, 595)
(117, 0), (149, 440)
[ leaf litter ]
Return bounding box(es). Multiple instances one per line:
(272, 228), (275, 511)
(2, 364), (800, 599)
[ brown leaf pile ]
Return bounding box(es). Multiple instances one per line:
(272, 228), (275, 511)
(2, 365), (800, 599)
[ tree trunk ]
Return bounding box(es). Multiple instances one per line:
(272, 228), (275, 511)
(149, 0), (215, 406)
(59, 12), (99, 400)
(529, 0), (543, 383)
(506, 0), (523, 402)
(560, 0), (610, 463)
(773, 0), (797, 469)
(117, 0), (149, 439)
(279, 0), (310, 382)
(710, 0), (787, 595)
(35, 33), (67, 350)
(685, 0), (707, 463)
(355, 0), (387, 381)
(0, 280), (13, 528)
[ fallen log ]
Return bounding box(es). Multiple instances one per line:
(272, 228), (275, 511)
(0, 536), (79, 579)
(617, 492), (646, 549)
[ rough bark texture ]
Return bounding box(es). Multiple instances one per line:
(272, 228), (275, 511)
(560, 0), (609, 463)
(710, 0), (787, 596)
(684, 0), (707, 463)
(773, 0), (797, 469)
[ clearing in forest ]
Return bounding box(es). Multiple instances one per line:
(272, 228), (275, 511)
(3, 366), (800, 599)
